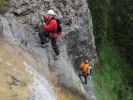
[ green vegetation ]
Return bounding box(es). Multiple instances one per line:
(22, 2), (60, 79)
(92, 45), (131, 100)
(88, 0), (133, 100)
(0, 0), (8, 7)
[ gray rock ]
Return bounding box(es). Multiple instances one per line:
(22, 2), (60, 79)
(0, 0), (97, 99)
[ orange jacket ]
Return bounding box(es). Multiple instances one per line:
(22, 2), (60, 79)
(80, 63), (89, 73)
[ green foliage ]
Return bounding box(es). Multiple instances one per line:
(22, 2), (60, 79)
(111, 0), (133, 64)
(92, 45), (133, 100)
(0, 0), (8, 8)
(89, 0), (114, 46)
(88, 0), (133, 99)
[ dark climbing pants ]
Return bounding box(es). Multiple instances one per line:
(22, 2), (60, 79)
(50, 38), (60, 55)
(39, 29), (49, 44)
(79, 71), (89, 84)
(39, 31), (60, 55)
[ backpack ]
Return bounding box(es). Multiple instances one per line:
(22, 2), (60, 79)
(55, 18), (62, 33)
(51, 17), (62, 33)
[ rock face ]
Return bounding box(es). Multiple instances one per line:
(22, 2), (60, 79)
(0, 0), (97, 100)
(9, 0), (96, 61)
(0, 14), (38, 46)
(0, 40), (57, 100)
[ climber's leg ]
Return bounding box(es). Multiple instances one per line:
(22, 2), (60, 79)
(79, 71), (84, 84)
(39, 30), (49, 45)
(51, 38), (60, 56)
(83, 72), (88, 85)
(39, 32), (45, 45)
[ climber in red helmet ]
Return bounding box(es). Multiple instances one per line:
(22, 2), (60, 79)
(39, 9), (62, 56)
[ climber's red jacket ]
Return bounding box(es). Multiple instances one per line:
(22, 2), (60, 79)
(42, 16), (61, 39)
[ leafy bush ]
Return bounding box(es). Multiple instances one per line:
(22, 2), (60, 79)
(88, 0), (133, 99)
(0, 0), (8, 8)
(92, 45), (133, 100)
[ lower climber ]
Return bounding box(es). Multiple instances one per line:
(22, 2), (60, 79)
(79, 59), (90, 85)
